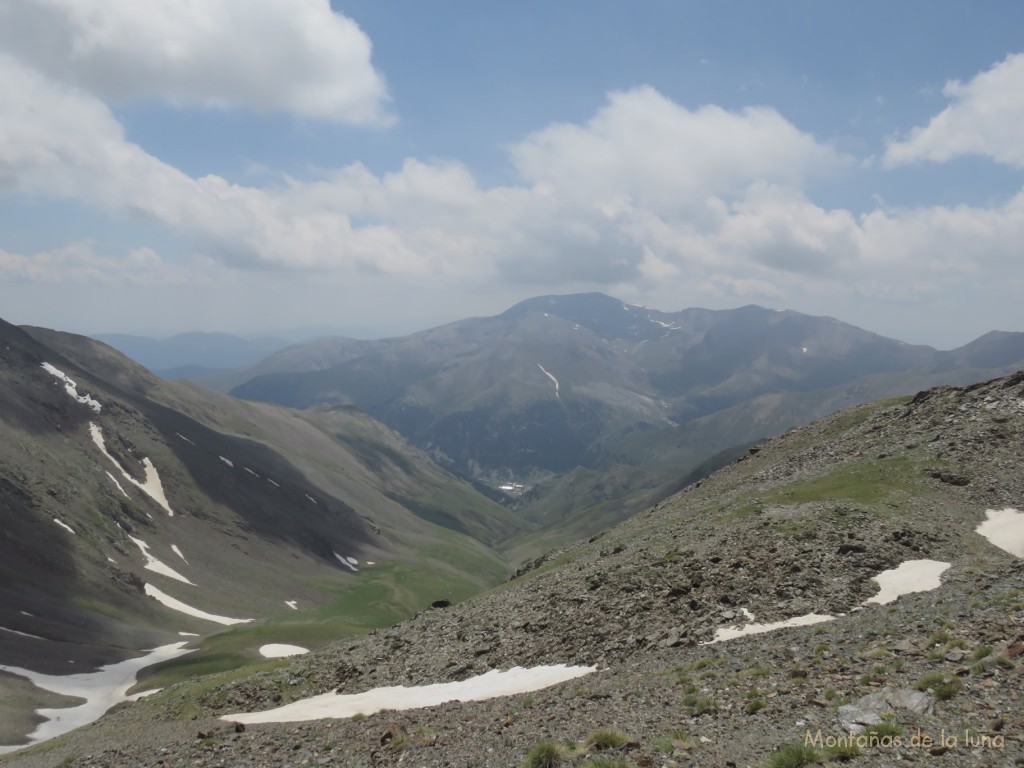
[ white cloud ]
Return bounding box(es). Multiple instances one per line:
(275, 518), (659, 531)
(885, 53), (1024, 168)
(0, 0), (390, 124)
(0, 243), (197, 284)
(509, 86), (849, 214)
(2, 52), (1022, 332)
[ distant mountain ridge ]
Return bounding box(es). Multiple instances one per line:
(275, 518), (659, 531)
(227, 293), (1024, 550)
(93, 331), (293, 374)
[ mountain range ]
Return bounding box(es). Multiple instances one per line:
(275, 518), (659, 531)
(221, 293), (1024, 556)
(2, 357), (1021, 766)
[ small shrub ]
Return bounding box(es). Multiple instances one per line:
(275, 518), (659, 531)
(767, 743), (820, 768)
(682, 694), (717, 715)
(865, 721), (904, 739)
(972, 645), (993, 661)
(586, 729), (629, 751)
(524, 740), (564, 768)
(744, 699), (766, 715)
(915, 673), (959, 701)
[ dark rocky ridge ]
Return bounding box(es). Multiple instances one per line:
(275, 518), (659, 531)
(6, 371), (1022, 767)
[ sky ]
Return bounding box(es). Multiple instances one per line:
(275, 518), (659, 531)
(0, 1), (1022, 348)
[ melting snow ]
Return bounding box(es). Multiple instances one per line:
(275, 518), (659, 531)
(537, 363), (560, 399)
(0, 625), (45, 641)
(128, 536), (193, 585)
(864, 559), (951, 605)
(648, 318), (680, 330)
(334, 552), (359, 572)
(53, 519), (75, 535)
(40, 363), (101, 413)
(285, 600), (298, 610)
(0, 642), (192, 755)
(707, 559), (952, 644)
(89, 424), (174, 516)
(222, 665), (596, 725)
(259, 644), (309, 659)
(706, 612), (835, 644)
(171, 545), (187, 563)
(143, 584), (252, 625)
(105, 471), (130, 499)
(976, 508), (1024, 557)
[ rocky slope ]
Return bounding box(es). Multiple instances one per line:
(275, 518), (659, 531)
(5, 371), (1021, 767)
(0, 318), (520, 751)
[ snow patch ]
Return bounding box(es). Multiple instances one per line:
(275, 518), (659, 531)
(0, 642), (192, 755)
(171, 545), (187, 564)
(105, 471), (130, 499)
(306, 494), (318, 504)
(178, 632), (199, 637)
(128, 536), (193, 585)
(175, 433), (196, 446)
(259, 644), (309, 659)
(219, 456), (234, 467)
(89, 424), (174, 516)
(285, 600), (298, 610)
(976, 508), (1024, 557)
(53, 519), (75, 535)
(537, 363), (560, 399)
(334, 552), (359, 572)
(707, 559), (952, 644)
(0, 625), (45, 641)
(127, 688), (162, 702)
(143, 584), (252, 625)
(244, 467), (260, 477)
(706, 612), (835, 644)
(222, 664), (596, 725)
(267, 478), (280, 488)
(864, 559), (951, 605)
(40, 362), (101, 413)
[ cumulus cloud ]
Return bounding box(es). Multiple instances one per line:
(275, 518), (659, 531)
(0, 0), (390, 124)
(885, 53), (1024, 168)
(2, 47), (1022, 320)
(510, 86), (849, 213)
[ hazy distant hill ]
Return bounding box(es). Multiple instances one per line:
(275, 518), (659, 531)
(92, 331), (293, 375)
(229, 293), (1024, 551)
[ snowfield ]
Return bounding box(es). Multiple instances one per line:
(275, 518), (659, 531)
(143, 584), (252, 625)
(223, 665), (596, 725)
(976, 507), (1024, 557)
(40, 362), (101, 413)
(707, 558), (952, 644)
(89, 423), (174, 516)
(0, 643), (193, 755)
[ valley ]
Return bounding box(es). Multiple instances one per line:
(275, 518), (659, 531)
(0, 299), (1022, 766)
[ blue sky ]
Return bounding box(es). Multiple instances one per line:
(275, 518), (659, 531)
(1, 1), (1022, 347)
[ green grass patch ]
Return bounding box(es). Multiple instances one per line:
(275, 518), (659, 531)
(523, 739), (565, 768)
(585, 729), (630, 750)
(766, 743), (820, 768)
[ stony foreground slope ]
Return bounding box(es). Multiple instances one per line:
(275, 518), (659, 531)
(3, 372), (1023, 767)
